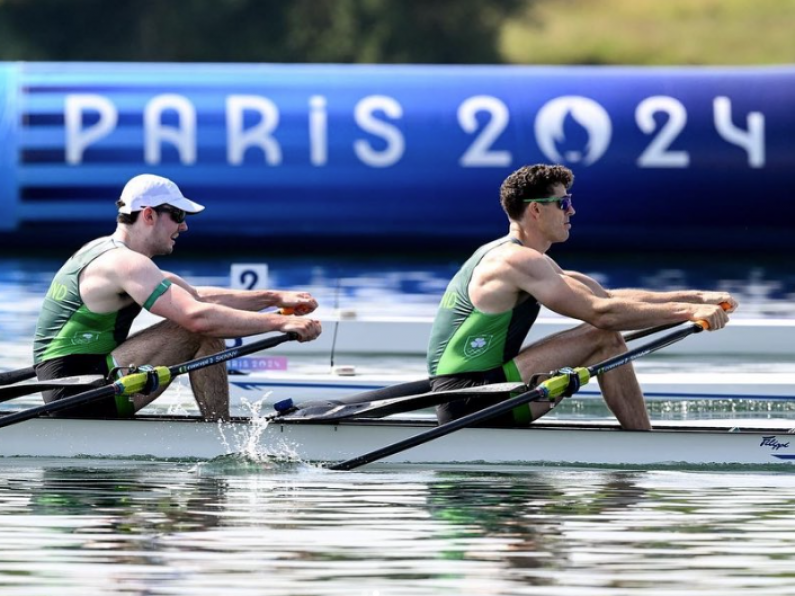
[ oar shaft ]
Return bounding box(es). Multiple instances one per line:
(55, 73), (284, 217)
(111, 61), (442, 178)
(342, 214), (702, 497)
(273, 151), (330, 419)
(622, 322), (681, 342)
(169, 332), (297, 376)
(279, 381), (527, 422)
(0, 366), (35, 386)
(0, 384), (116, 429)
(591, 322), (704, 377)
(0, 332), (298, 429)
(327, 386), (544, 471)
(0, 375), (105, 403)
(329, 371), (587, 471)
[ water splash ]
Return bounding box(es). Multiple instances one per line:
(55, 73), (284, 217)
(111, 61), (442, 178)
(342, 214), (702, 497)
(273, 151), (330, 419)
(215, 393), (302, 467)
(164, 378), (194, 417)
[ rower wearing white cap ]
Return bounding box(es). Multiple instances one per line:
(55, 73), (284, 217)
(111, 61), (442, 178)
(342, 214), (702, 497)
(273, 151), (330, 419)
(33, 174), (321, 421)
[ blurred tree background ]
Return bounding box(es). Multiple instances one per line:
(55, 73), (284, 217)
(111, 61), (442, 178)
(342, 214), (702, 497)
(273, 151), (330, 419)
(0, 0), (793, 64)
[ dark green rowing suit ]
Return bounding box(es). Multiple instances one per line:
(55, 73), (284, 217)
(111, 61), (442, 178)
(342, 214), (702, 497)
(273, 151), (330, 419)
(427, 237), (540, 426)
(33, 236), (172, 418)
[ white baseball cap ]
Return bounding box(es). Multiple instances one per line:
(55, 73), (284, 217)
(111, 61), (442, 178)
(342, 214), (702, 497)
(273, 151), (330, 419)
(118, 174), (205, 214)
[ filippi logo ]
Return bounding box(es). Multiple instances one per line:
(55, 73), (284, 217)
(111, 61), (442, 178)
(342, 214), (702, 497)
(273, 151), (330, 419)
(535, 97), (612, 165)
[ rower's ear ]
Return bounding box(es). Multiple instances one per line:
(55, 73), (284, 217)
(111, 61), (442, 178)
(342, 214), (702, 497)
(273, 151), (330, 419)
(524, 201), (542, 220)
(140, 206), (158, 226)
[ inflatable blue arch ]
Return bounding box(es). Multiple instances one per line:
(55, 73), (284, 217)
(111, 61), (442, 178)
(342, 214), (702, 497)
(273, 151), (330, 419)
(1, 62), (792, 251)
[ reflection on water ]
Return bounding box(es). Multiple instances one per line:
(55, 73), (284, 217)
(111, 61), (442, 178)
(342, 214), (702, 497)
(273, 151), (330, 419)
(2, 460), (795, 595)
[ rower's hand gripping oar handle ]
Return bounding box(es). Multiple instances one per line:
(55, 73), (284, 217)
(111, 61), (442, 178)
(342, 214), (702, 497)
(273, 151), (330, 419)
(693, 301), (732, 331)
(625, 301), (731, 341)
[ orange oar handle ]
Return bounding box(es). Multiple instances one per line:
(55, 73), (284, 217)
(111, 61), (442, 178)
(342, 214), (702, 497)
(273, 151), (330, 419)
(695, 301), (732, 331)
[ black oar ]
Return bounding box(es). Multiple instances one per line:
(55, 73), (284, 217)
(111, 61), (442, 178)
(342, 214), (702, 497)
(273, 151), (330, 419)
(274, 380), (528, 422)
(0, 374), (105, 402)
(0, 332), (297, 429)
(328, 320), (709, 471)
(622, 322), (681, 342)
(0, 366), (36, 386)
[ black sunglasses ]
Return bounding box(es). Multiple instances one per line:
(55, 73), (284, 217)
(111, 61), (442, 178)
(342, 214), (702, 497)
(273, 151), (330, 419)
(153, 205), (187, 224)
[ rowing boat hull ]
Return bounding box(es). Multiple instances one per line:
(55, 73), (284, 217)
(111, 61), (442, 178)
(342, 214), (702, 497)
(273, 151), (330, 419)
(3, 416), (795, 468)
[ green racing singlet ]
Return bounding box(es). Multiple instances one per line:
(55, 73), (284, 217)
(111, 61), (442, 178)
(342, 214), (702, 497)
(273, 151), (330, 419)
(427, 237), (541, 378)
(33, 237), (170, 364)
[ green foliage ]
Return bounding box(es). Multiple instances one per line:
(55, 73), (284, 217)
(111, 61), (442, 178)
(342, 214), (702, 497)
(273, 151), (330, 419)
(0, 0), (525, 63)
(2, 0), (792, 65)
(501, 0), (795, 65)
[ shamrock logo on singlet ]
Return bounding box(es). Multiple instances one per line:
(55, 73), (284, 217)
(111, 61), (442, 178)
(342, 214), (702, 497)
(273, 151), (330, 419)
(71, 332), (100, 346)
(464, 335), (492, 358)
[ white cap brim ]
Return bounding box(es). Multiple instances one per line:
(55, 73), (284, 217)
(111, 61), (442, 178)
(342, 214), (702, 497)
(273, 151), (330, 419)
(118, 194), (205, 214)
(118, 174), (205, 214)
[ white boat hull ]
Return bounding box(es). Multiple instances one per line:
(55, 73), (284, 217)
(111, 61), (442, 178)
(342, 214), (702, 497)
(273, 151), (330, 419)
(2, 416), (795, 468)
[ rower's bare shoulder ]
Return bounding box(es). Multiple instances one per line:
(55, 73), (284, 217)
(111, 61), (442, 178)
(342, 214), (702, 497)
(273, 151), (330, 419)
(84, 247), (155, 284)
(501, 244), (551, 275)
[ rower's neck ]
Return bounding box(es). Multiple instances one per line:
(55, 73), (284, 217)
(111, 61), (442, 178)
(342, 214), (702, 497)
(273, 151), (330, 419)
(508, 222), (550, 253)
(111, 227), (131, 247)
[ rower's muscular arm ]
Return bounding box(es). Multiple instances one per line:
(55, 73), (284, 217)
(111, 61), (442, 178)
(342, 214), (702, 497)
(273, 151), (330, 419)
(163, 272), (318, 314)
(560, 268), (738, 312)
(110, 257), (321, 341)
(608, 287), (737, 311)
(503, 249), (729, 331)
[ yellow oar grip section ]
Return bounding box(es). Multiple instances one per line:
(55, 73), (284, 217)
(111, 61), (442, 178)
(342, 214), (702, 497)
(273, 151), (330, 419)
(114, 366), (172, 395)
(537, 367), (591, 400)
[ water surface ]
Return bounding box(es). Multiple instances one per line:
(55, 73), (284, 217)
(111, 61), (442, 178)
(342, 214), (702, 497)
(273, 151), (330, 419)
(2, 460), (795, 595)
